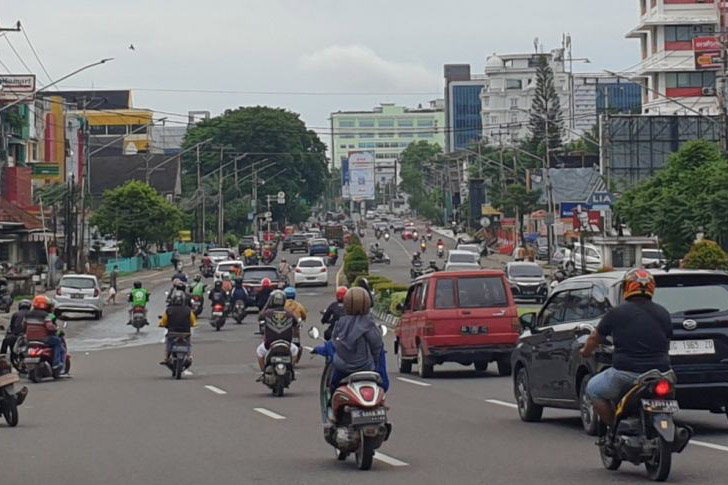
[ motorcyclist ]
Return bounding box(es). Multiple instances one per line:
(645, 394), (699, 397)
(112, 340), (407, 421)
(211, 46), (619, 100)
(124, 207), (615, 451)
(159, 291), (197, 365)
(127, 281), (150, 325)
(201, 252), (213, 273)
(172, 268), (188, 284)
(427, 260), (439, 273)
(208, 280), (229, 314)
(436, 238), (444, 249)
(322, 287), (347, 340)
(411, 252), (422, 266)
(221, 273), (234, 295)
(370, 243), (383, 259)
(1, 299), (31, 356)
(284, 286), (307, 364)
(256, 277), (274, 311)
(581, 269), (672, 435)
(328, 287), (386, 390)
(256, 289), (299, 372)
(278, 259), (293, 285)
(230, 277), (249, 308)
(328, 244), (339, 264)
(190, 274), (207, 305)
(24, 295), (66, 371)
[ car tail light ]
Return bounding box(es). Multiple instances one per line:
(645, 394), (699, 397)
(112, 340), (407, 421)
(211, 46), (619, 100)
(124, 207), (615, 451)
(320, 267), (327, 273)
(56, 288), (62, 296)
(359, 386), (375, 402)
(511, 316), (521, 334)
(94, 288), (99, 297)
(424, 321), (436, 336)
(654, 380), (672, 397)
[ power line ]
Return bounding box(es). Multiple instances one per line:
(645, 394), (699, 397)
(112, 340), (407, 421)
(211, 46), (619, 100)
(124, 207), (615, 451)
(2, 34), (40, 84)
(20, 22), (54, 87)
(59, 85), (442, 96)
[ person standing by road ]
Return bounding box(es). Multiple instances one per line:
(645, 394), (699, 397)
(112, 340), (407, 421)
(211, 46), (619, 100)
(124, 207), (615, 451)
(107, 265), (119, 305)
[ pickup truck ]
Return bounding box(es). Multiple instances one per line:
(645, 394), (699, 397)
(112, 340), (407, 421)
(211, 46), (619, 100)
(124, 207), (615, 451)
(324, 225), (344, 248)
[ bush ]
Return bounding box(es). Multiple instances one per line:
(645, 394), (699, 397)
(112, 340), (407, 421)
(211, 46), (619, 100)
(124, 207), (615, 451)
(344, 259), (369, 285)
(352, 274), (391, 287)
(389, 291), (407, 316)
(681, 240), (728, 270)
(344, 244), (368, 264)
(372, 282), (410, 296)
(349, 233), (362, 247)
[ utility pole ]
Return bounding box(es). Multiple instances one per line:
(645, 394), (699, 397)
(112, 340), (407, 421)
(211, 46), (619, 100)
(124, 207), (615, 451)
(196, 145), (202, 242)
(217, 146), (224, 245)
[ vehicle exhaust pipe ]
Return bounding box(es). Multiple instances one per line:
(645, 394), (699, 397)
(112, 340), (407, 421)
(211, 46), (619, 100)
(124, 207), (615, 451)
(673, 425), (692, 453)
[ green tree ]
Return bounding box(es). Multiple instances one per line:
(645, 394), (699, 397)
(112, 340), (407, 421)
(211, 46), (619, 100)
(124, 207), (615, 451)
(502, 184), (542, 245)
(682, 240), (728, 270)
(398, 141), (446, 221)
(182, 106), (329, 226)
(91, 181), (184, 257)
(526, 55), (564, 156)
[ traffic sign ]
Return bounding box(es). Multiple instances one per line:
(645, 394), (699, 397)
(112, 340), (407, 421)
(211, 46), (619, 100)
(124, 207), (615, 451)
(264, 211), (272, 218)
(480, 217), (491, 228)
(277, 191), (286, 204)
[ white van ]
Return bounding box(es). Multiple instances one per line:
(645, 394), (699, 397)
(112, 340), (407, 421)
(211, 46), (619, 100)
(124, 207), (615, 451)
(560, 242), (602, 273)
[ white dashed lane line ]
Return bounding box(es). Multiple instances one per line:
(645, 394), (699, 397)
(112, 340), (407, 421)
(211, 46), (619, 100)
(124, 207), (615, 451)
(204, 385), (227, 395)
(485, 399), (518, 409)
(303, 346), (314, 352)
(254, 408), (287, 420)
(396, 377), (431, 387)
(374, 452), (409, 467)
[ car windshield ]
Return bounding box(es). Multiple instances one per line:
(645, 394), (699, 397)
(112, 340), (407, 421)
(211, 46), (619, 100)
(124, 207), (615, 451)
(243, 269), (278, 283)
(218, 263), (240, 272)
(298, 259), (323, 268)
(311, 239), (328, 246)
(653, 275), (728, 315)
(457, 277), (508, 308)
(450, 253), (477, 263)
(643, 250), (664, 259)
(509, 265), (544, 278)
(447, 265), (479, 272)
(209, 249), (229, 257)
(61, 277), (96, 289)
(291, 235), (306, 241)
(241, 237), (255, 243)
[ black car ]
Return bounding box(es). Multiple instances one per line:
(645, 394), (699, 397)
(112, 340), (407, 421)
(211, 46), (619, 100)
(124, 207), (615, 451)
(288, 234), (308, 254)
(506, 262), (548, 303)
(512, 269), (728, 435)
(241, 266), (282, 308)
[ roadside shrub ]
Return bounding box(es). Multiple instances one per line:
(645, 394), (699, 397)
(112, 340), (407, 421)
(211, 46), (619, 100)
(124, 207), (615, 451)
(344, 259), (369, 284)
(681, 240), (728, 270)
(344, 244), (368, 264)
(352, 274), (391, 287)
(349, 233), (362, 247)
(389, 291), (407, 316)
(372, 282), (409, 296)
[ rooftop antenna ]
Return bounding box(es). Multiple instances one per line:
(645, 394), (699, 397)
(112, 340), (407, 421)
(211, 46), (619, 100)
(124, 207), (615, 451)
(533, 37), (539, 53)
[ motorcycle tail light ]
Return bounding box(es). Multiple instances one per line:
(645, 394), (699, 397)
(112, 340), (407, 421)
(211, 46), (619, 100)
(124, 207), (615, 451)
(360, 386), (375, 402)
(29, 348), (42, 357)
(654, 379), (672, 397)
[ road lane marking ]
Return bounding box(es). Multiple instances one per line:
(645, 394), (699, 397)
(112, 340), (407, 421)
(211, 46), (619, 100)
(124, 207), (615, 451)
(396, 377), (431, 387)
(183, 370), (193, 376)
(303, 346), (314, 352)
(485, 399), (518, 409)
(254, 408), (286, 420)
(692, 440), (728, 453)
(204, 385), (227, 395)
(374, 452), (409, 467)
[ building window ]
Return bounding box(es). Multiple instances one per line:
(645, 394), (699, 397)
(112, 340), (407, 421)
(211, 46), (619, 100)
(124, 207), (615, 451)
(400, 132), (413, 138)
(378, 119), (394, 127)
(338, 119), (356, 128)
(418, 132), (434, 138)
(397, 119), (413, 127)
(417, 119), (434, 127)
(359, 132), (374, 139)
(665, 25), (715, 43)
(340, 133), (355, 139)
(510, 113), (518, 123)
(509, 98), (519, 109)
(90, 125), (106, 135)
(339, 145), (347, 149)
(490, 116), (498, 125)
(506, 79), (523, 90)
(359, 119), (375, 127)
(665, 71), (716, 89)
(348, 145), (355, 149)
(130, 124), (148, 134)
(379, 132), (394, 138)
(482, 97), (490, 107)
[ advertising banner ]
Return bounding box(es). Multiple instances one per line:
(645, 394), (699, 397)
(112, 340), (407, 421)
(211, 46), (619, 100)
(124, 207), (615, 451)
(572, 210), (603, 233)
(560, 201), (592, 218)
(0, 74), (36, 101)
(693, 37), (722, 70)
(341, 158), (350, 199)
(348, 151), (375, 201)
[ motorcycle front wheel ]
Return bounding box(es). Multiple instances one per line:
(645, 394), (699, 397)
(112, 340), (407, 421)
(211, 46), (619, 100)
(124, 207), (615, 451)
(599, 442), (622, 471)
(645, 437), (671, 482)
(1, 393), (18, 427)
(355, 432), (375, 470)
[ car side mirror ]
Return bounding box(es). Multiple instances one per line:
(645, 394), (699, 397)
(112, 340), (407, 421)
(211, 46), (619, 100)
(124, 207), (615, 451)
(519, 312), (536, 331)
(308, 326), (321, 339)
(395, 302), (404, 312)
(576, 323), (595, 336)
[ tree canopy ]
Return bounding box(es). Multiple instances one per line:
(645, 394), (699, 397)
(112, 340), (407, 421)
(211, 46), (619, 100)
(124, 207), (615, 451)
(91, 181), (184, 257)
(615, 140), (728, 262)
(526, 55), (564, 156)
(398, 141), (445, 223)
(182, 106), (329, 235)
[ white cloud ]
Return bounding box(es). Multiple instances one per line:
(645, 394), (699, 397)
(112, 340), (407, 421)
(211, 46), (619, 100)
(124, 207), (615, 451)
(299, 45), (440, 92)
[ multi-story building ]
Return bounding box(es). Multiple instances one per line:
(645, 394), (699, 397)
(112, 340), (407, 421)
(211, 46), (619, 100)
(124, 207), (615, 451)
(626, 0), (724, 115)
(572, 74), (643, 133)
(330, 101), (445, 184)
(444, 64), (486, 152)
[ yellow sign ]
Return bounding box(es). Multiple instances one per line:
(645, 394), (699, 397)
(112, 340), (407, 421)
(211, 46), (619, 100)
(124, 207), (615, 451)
(481, 204), (503, 217)
(178, 230), (192, 242)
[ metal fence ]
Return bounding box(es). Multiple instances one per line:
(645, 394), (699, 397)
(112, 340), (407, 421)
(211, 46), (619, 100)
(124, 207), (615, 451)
(105, 251), (174, 274)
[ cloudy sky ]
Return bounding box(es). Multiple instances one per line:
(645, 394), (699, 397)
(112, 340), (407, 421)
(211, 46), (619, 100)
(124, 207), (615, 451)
(2, 0), (639, 144)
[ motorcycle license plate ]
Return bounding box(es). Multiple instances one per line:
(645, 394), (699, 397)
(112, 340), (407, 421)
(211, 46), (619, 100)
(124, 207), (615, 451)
(24, 357), (40, 364)
(212, 312), (223, 317)
(270, 356), (291, 364)
(171, 346), (190, 353)
(670, 339), (715, 356)
(351, 408), (387, 425)
(642, 399), (680, 413)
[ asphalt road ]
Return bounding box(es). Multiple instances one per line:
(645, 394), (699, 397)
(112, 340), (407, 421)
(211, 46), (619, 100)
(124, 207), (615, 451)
(3, 228), (728, 484)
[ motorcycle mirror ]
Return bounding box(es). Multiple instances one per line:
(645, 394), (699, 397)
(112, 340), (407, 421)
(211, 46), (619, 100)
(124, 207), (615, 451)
(319, 309), (325, 315)
(308, 326), (321, 339)
(380, 324), (388, 337)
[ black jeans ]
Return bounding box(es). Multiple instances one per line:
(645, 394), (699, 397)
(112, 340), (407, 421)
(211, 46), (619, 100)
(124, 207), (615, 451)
(1, 334), (17, 355)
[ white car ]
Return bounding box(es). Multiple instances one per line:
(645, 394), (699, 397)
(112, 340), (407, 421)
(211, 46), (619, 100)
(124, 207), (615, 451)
(641, 248), (666, 268)
(208, 248), (234, 264)
(294, 257), (328, 287)
(214, 260), (244, 281)
(561, 242), (602, 273)
(456, 243), (482, 256)
(55, 274), (104, 319)
(445, 250), (481, 272)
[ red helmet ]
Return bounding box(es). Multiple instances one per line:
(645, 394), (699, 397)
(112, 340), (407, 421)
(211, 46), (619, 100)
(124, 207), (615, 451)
(261, 278), (272, 290)
(32, 294), (51, 312)
(336, 286), (348, 302)
(623, 268), (656, 300)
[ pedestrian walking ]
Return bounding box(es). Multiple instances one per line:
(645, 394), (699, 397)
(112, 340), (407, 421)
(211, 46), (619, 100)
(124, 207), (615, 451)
(107, 265), (119, 305)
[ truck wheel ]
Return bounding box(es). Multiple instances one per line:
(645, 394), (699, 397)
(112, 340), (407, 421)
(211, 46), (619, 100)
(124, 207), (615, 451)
(417, 346), (433, 378)
(497, 359), (512, 377)
(397, 350), (412, 374)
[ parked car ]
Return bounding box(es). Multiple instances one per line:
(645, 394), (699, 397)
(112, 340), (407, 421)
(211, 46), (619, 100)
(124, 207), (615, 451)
(505, 262), (548, 303)
(214, 260), (244, 281)
(294, 257), (328, 287)
(55, 274), (103, 319)
(208, 248), (234, 264)
(288, 234), (308, 254)
(241, 266), (282, 308)
(396, 270), (520, 378)
(512, 269), (728, 435)
(560, 242), (602, 273)
(445, 250), (480, 272)
(308, 238), (330, 256)
(641, 248), (666, 268)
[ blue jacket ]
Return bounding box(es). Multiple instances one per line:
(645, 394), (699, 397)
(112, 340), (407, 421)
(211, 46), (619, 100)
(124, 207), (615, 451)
(313, 340), (389, 391)
(231, 287), (248, 303)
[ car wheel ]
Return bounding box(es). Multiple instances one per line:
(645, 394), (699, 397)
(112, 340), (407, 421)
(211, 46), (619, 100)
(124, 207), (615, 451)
(515, 367), (543, 422)
(580, 376), (599, 436)
(417, 345), (433, 378)
(397, 349), (412, 374)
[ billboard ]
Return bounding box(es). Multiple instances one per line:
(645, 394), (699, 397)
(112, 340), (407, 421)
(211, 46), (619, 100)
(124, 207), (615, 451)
(0, 74), (36, 101)
(341, 158), (350, 199)
(693, 37), (722, 70)
(348, 151), (375, 201)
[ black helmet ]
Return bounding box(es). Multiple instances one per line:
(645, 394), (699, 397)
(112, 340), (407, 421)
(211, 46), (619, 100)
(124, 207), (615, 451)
(133, 281), (142, 289)
(214, 280), (223, 289)
(194, 274), (202, 282)
(170, 291), (185, 306)
(18, 299), (32, 310)
(268, 290), (287, 309)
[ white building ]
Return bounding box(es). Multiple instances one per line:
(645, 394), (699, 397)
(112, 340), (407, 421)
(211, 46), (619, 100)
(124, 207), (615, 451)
(626, 0), (723, 115)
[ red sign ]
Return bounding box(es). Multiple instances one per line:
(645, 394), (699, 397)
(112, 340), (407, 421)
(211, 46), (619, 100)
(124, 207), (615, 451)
(572, 211), (602, 233)
(693, 37), (722, 70)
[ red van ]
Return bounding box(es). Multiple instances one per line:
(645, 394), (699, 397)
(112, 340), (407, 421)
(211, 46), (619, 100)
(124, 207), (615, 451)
(395, 270), (520, 378)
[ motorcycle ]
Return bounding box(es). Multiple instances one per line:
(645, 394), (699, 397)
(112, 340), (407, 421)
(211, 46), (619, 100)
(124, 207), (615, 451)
(232, 300), (247, 324)
(190, 295), (203, 316)
(426, 231), (433, 241)
(24, 322), (71, 384)
(309, 326), (392, 471)
(262, 340), (295, 397)
(369, 251), (391, 265)
(200, 265), (214, 278)
(0, 354), (24, 427)
(437, 245), (445, 259)
(412, 230), (419, 240)
(9, 334), (28, 374)
(129, 306), (148, 332)
(164, 331), (192, 380)
(0, 292), (12, 313)
(592, 367), (692, 481)
(420, 241), (427, 253)
(358, 228), (365, 238)
(211, 303), (226, 331)
(410, 260), (424, 280)
(383, 232), (390, 242)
